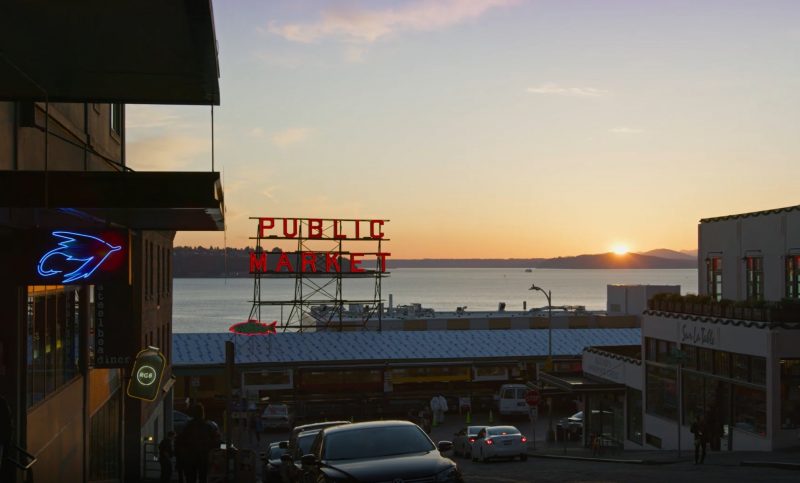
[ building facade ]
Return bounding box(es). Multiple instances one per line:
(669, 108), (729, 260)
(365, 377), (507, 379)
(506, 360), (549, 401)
(0, 2), (223, 481)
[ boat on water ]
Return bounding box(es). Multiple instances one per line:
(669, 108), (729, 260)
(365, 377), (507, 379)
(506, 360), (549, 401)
(524, 268), (533, 272)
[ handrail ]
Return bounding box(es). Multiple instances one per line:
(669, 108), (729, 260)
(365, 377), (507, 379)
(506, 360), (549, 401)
(3, 443), (38, 470)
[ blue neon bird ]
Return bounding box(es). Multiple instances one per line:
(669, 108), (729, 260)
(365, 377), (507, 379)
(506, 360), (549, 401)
(37, 231), (122, 283)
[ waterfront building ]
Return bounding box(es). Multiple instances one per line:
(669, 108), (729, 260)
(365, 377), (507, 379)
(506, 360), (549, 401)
(0, 2), (223, 481)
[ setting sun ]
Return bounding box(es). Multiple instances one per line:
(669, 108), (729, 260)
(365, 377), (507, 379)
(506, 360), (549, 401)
(612, 244), (630, 255)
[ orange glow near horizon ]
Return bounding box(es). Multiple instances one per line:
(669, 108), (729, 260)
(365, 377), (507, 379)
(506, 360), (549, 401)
(612, 244), (630, 255)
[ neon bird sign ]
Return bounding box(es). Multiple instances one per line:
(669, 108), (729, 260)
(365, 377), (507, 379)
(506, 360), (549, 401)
(37, 231), (122, 283)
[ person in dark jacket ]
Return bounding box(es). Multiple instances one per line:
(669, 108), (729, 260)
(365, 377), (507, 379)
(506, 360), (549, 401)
(159, 431), (176, 483)
(690, 415), (707, 464)
(176, 403), (220, 483)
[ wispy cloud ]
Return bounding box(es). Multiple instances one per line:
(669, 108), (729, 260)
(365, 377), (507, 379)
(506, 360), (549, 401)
(268, 0), (520, 43)
(526, 83), (609, 97)
(126, 106), (182, 129)
(126, 135), (209, 170)
(609, 127), (644, 134)
(271, 127), (310, 148)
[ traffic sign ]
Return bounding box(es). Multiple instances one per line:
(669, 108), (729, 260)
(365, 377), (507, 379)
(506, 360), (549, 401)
(525, 389), (540, 406)
(127, 347), (166, 401)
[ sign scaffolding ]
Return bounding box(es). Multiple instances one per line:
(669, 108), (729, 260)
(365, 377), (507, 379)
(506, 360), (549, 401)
(247, 217), (390, 332)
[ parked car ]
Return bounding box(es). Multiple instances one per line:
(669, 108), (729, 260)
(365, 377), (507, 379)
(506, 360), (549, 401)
(473, 425), (528, 462)
(299, 420), (463, 482)
(281, 429), (323, 483)
(557, 411), (584, 437)
(261, 441), (287, 483)
(452, 425), (487, 459)
(261, 403), (293, 430)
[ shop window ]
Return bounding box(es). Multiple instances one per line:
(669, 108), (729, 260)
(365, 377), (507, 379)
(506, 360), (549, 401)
(780, 359), (800, 429)
(787, 255), (800, 299)
(706, 257), (723, 301)
(732, 353), (750, 382)
(745, 256), (763, 302)
(109, 103), (122, 136)
(682, 345), (697, 370)
(646, 364), (677, 421)
(714, 351), (731, 378)
(682, 371), (705, 425)
(89, 391), (121, 480)
(473, 366), (509, 382)
(697, 348), (714, 374)
(626, 388), (643, 444)
(732, 386), (766, 436)
(750, 357), (766, 386)
(26, 286), (81, 408)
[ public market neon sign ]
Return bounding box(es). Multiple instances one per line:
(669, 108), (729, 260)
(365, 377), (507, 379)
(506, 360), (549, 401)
(37, 231), (122, 283)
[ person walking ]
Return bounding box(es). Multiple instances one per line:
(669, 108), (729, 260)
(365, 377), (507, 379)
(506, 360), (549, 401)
(430, 396), (441, 427)
(690, 415), (707, 464)
(437, 395), (448, 425)
(177, 403), (220, 483)
(159, 431), (176, 483)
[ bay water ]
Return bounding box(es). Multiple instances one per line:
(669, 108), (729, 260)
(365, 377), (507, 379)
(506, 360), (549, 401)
(173, 268), (697, 333)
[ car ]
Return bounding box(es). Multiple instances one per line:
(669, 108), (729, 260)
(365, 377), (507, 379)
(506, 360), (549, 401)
(261, 441), (287, 483)
(473, 425), (528, 462)
(299, 420), (463, 482)
(452, 425), (487, 459)
(557, 411), (584, 438)
(261, 403), (293, 430)
(495, 384), (529, 418)
(281, 429), (323, 483)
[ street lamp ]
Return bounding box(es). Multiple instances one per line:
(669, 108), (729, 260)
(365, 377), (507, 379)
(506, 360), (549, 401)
(529, 284), (552, 370)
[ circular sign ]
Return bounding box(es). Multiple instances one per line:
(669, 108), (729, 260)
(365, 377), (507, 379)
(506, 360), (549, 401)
(525, 389), (540, 406)
(136, 365), (158, 386)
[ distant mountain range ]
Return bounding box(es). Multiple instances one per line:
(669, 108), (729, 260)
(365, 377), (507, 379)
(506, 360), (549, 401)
(173, 247), (696, 277)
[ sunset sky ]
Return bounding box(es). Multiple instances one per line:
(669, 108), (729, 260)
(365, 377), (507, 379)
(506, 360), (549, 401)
(126, 0), (800, 259)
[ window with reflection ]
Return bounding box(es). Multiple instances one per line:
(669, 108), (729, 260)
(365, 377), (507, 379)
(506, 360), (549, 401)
(780, 359), (800, 429)
(733, 386), (766, 436)
(745, 256), (764, 302)
(706, 257), (723, 301)
(646, 365), (677, 421)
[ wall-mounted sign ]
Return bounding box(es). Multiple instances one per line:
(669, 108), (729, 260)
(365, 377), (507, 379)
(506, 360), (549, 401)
(28, 229), (129, 284)
(229, 319), (278, 336)
(127, 348), (166, 402)
(94, 283), (134, 368)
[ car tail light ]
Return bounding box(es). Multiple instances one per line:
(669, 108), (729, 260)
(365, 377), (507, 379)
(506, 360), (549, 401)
(468, 437), (475, 443)
(521, 436), (528, 443)
(485, 439), (494, 445)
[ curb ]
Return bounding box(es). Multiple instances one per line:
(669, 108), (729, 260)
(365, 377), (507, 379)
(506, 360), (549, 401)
(740, 461), (800, 471)
(526, 452), (679, 465)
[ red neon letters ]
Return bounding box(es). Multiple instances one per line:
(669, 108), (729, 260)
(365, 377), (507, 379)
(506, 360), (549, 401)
(249, 251), (390, 274)
(257, 218), (386, 240)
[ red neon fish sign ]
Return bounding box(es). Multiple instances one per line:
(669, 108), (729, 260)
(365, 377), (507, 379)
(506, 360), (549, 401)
(229, 319), (278, 336)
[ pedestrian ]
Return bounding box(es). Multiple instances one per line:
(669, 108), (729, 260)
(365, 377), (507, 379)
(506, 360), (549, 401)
(690, 415), (707, 464)
(249, 412), (260, 447)
(430, 396), (441, 427)
(437, 395), (448, 425)
(159, 431), (176, 483)
(176, 403), (220, 483)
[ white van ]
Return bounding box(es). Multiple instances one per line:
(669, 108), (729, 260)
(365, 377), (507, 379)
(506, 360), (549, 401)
(495, 384), (529, 417)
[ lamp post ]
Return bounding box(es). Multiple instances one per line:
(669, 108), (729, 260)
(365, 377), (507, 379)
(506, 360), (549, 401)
(529, 284), (554, 442)
(529, 284), (552, 370)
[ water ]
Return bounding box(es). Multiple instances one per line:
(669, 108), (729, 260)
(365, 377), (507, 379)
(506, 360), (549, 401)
(173, 268), (697, 333)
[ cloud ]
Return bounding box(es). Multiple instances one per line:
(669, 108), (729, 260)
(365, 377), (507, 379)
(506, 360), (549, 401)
(126, 106), (181, 129)
(271, 127), (310, 148)
(268, 0), (520, 43)
(126, 135), (210, 171)
(526, 83), (609, 97)
(609, 127), (644, 134)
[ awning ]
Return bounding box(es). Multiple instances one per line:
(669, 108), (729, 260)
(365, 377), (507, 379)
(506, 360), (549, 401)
(0, 0), (219, 105)
(539, 372), (626, 393)
(0, 171), (224, 231)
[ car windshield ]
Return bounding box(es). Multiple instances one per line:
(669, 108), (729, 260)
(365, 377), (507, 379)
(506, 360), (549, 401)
(467, 426), (485, 435)
(487, 426), (520, 436)
(323, 425), (435, 461)
(297, 432), (318, 456)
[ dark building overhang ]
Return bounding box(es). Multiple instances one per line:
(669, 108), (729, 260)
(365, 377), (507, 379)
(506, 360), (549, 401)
(0, 171), (224, 231)
(539, 372), (625, 393)
(0, 0), (220, 105)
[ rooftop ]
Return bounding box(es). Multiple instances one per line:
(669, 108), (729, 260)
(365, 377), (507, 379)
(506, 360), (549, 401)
(699, 204), (800, 224)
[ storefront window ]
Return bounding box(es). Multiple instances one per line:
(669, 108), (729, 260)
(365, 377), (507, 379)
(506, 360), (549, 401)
(682, 345), (697, 370)
(780, 359), (800, 429)
(714, 351), (730, 378)
(26, 285), (81, 408)
(682, 371), (705, 425)
(646, 364), (677, 421)
(750, 357), (766, 386)
(732, 353), (750, 382)
(732, 386), (766, 436)
(697, 348), (713, 374)
(626, 389), (643, 444)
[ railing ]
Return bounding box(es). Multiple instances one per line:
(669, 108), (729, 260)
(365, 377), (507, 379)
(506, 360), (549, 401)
(647, 298), (800, 326)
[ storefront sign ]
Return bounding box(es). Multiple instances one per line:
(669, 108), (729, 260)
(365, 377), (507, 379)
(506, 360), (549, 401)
(35, 230), (128, 284)
(127, 348), (166, 402)
(680, 323), (719, 347)
(94, 283), (135, 368)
